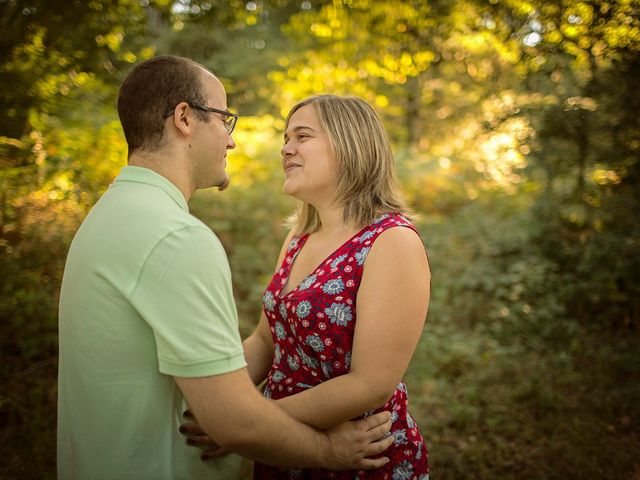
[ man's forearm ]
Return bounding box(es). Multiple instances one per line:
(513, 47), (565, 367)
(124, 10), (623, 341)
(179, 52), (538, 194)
(176, 369), (330, 468)
(219, 395), (331, 468)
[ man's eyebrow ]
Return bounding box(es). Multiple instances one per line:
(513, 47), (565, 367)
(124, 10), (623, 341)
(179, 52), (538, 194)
(284, 125), (316, 141)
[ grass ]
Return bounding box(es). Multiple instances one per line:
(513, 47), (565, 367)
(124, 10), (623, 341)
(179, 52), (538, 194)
(404, 319), (640, 479)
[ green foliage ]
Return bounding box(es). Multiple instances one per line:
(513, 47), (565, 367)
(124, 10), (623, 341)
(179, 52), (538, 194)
(423, 197), (571, 345)
(526, 53), (640, 327)
(406, 319), (640, 479)
(0, 0), (162, 138)
(2, 0), (640, 478)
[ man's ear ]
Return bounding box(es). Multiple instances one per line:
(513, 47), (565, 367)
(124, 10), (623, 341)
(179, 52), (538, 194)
(168, 101), (193, 137)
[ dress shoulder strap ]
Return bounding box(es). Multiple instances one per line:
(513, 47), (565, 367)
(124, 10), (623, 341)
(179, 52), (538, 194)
(342, 213), (419, 267)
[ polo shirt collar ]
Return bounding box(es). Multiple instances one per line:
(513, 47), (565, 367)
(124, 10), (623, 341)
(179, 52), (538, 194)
(115, 166), (189, 212)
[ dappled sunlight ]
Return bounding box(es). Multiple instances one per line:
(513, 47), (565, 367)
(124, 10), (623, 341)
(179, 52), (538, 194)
(591, 168), (622, 185)
(475, 119), (530, 190)
(226, 115), (284, 188)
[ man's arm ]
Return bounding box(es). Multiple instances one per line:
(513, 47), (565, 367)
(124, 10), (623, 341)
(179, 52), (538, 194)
(175, 367), (393, 470)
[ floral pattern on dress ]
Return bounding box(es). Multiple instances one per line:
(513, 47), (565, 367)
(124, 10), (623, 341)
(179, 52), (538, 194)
(255, 213), (429, 480)
(299, 274), (317, 291)
(324, 302), (352, 326)
(354, 247), (371, 266)
(263, 290), (276, 311)
(305, 334), (325, 352)
(296, 300), (312, 318)
(330, 253), (348, 270)
(322, 277), (345, 295)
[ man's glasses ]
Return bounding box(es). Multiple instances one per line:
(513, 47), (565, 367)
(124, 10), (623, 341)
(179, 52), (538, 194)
(189, 103), (238, 135)
(165, 103), (238, 135)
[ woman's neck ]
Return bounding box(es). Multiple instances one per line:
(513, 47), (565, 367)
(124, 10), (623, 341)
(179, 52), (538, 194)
(314, 204), (357, 237)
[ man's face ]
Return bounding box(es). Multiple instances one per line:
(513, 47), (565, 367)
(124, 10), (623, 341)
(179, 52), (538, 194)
(191, 71), (235, 190)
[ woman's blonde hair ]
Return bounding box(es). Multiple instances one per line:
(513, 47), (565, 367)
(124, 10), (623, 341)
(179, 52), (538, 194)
(286, 94), (412, 235)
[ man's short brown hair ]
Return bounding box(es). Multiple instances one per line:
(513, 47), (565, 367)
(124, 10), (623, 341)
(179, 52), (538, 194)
(117, 55), (210, 155)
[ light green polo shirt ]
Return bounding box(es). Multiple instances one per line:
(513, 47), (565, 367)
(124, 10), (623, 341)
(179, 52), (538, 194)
(58, 166), (246, 479)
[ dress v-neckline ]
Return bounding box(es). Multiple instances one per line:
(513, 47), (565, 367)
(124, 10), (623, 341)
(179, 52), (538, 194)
(279, 222), (373, 299)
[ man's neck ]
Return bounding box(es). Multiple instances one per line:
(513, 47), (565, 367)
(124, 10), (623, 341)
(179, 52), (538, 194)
(128, 150), (192, 202)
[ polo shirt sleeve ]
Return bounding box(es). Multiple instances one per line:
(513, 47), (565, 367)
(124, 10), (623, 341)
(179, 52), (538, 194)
(129, 225), (247, 377)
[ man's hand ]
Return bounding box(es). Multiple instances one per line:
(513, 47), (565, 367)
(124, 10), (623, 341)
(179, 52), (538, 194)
(181, 409), (394, 469)
(322, 411), (394, 471)
(180, 410), (230, 460)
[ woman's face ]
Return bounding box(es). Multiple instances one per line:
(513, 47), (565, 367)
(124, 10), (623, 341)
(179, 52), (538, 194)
(281, 104), (339, 206)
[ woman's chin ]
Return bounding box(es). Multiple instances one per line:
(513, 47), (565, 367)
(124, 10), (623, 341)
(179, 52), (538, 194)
(282, 182), (298, 197)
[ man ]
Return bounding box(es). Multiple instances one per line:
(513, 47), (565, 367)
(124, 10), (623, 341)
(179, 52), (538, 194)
(57, 55), (393, 479)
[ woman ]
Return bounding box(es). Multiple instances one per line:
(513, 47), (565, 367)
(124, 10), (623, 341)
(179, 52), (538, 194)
(244, 95), (431, 479)
(183, 95), (430, 478)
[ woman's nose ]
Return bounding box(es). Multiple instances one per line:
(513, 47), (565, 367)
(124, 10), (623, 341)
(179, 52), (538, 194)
(281, 141), (294, 157)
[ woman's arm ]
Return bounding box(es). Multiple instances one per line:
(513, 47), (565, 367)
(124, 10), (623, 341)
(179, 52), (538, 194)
(243, 312), (274, 385)
(276, 227), (431, 430)
(243, 228), (298, 385)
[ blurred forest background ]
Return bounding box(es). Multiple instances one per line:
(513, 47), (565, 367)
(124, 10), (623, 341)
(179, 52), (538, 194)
(1, 0), (639, 478)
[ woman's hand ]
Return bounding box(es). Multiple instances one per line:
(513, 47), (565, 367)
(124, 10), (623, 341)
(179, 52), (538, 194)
(180, 410), (230, 460)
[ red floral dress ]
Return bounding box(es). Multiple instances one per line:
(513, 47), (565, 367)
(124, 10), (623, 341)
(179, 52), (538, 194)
(253, 213), (429, 480)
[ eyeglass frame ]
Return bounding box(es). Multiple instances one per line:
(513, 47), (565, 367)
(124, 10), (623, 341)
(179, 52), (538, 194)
(164, 102), (238, 135)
